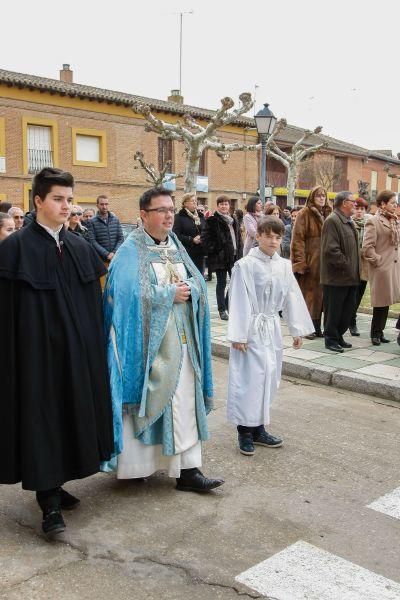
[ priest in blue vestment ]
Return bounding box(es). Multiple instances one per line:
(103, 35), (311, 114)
(102, 187), (224, 492)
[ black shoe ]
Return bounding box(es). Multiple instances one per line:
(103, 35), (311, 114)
(176, 468), (224, 493)
(349, 326), (360, 336)
(253, 427), (283, 448)
(219, 310), (229, 321)
(42, 508), (66, 538)
(58, 487), (80, 510)
(371, 337), (381, 346)
(325, 343), (344, 353)
(238, 432), (255, 456)
(339, 339), (352, 349)
(207, 274), (213, 281)
(305, 332), (316, 340)
(397, 334), (400, 346)
(315, 330), (325, 338)
(380, 335), (391, 343)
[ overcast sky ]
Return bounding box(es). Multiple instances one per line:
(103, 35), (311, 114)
(3, 0), (399, 153)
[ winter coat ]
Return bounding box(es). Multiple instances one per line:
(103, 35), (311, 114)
(361, 213), (400, 307)
(69, 223), (91, 243)
(243, 212), (260, 256)
(173, 209), (205, 263)
(291, 204), (331, 318)
(320, 209), (360, 287)
(201, 212), (243, 271)
(352, 217), (369, 281)
(86, 212), (124, 260)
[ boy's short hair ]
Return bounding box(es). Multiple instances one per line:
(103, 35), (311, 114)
(139, 187), (172, 210)
(32, 168), (74, 202)
(257, 216), (285, 236)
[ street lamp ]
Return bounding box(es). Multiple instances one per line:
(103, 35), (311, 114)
(255, 103), (277, 206)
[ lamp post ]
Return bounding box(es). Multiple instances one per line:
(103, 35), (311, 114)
(254, 103), (277, 206)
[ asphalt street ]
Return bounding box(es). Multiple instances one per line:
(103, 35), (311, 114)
(1, 358), (400, 599)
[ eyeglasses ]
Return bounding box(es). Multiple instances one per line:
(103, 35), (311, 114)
(71, 212), (83, 216)
(143, 208), (177, 215)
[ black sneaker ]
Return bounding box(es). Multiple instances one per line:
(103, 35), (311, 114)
(219, 310), (229, 321)
(349, 325), (360, 336)
(253, 427), (283, 448)
(380, 335), (391, 343)
(238, 432), (255, 456)
(42, 508), (66, 538)
(339, 339), (352, 348)
(58, 487), (80, 510)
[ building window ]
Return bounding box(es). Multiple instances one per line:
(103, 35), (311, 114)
(22, 118), (59, 175)
(158, 138), (173, 171)
(72, 128), (107, 167)
(0, 118), (5, 173)
(386, 175), (392, 190)
(198, 151), (207, 176)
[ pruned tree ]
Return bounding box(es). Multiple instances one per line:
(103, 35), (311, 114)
(357, 180), (370, 201)
(267, 127), (327, 205)
(133, 150), (183, 187)
(299, 154), (344, 191)
(132, 94), (286, 193)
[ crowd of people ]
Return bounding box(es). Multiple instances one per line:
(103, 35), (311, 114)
(0, 168), (399, 539)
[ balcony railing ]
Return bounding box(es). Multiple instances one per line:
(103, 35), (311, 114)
(28, 149), (54, 174)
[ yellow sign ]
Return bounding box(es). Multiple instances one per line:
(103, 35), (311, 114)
(273, 187), (337, 200)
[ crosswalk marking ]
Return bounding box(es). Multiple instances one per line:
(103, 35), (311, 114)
(367, 486), (400, 520)
(235, 540), (400, 599)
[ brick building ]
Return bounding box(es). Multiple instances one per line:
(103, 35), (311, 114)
(0, 65), (399, 221)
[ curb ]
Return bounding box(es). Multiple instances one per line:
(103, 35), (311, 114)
(211, 341), (400, 403)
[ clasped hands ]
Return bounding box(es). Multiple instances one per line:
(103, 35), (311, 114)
(174, 281), (191, 303)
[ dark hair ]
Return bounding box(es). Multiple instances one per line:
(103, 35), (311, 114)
(216, 194), (230, 205)
(246, 196), (261, 214)
(307, 186), (328, 208)
(257, 216), (285, 236)
(265, 204), (282, 216)
(376, 190), (396, 207)
(333, 191), (352, 209)
(291, 206), (302, 213)
(32, 168), (74, 203)
(0, 201), (12, 213)
(354, 197), (368, 209)
(139, 187), (172, 210)
(235, 208), (244, 220)
(96, 194), (108, 204)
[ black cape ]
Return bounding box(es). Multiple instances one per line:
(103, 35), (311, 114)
(0, 221), (114, 490)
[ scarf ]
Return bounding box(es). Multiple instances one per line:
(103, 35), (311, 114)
(378, 208), (400, 246)
(184, 207), (201, 226)
(217, 211), (236, 252)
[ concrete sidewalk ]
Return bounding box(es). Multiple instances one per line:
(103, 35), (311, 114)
(206, 279), (400, 402)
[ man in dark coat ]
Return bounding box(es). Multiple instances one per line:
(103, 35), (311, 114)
(201, 195), (243, 320)
(0, 168), (114, 537)
(86, 195), (124, 262)
(320, 191), (360, 352)
(173, 193), (206, 274)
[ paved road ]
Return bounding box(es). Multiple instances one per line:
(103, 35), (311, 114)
(1, 359), (400, 599)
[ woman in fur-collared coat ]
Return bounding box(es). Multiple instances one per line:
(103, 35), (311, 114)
(290, 186), (332, 338)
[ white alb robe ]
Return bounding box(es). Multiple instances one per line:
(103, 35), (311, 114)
(227, 247), (314, 427)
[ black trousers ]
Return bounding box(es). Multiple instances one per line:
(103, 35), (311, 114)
(323, 285), (358, 345)
(215, 268), (231, 312)
(191, 255), (204, 275)
(350, 280), (368, 328)
(36, 488), (60, 511)
(371, 306), (389, 338)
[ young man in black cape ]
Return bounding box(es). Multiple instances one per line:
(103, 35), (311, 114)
(0, 168), (114, 537)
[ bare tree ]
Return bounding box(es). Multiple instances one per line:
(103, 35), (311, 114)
(267, 127), (327, 205)
(357, 180), (370, 202)
(299, 154), (344, 191)
(132, 95), (286, 193)
(133, 151), (183, 187)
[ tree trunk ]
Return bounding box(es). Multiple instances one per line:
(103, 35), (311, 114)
(184, 147), (201, 193)
(286, 163), (297, 206)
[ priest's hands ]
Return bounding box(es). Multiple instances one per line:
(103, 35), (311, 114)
(174, 282), (191, 303)
(232, 342), (248, 352)
(292, 337), (303, 349)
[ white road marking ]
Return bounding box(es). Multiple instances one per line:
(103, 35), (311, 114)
(367, 486), (400, 520)
(235, 540), (400, 599)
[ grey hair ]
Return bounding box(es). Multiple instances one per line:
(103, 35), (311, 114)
(334, 191), (353, 209)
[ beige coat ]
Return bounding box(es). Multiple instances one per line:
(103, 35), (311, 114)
(361, 213), (400, 307)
